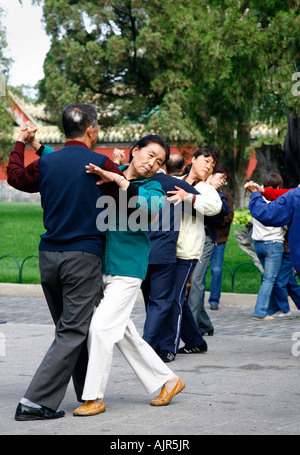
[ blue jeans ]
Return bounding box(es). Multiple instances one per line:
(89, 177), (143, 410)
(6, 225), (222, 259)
(269, 252), (300, 314)
(253, 240), (284, 318)
(203, 241), (227, 307)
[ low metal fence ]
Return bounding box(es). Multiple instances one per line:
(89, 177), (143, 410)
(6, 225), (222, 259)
(0, 255), (263, 291)
(0, 255), (39, 284)
(206, 261), (263, 292)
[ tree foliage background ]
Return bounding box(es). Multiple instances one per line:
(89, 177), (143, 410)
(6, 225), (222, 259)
(0, 5), (14, 166)
(26, 0), (300, 202)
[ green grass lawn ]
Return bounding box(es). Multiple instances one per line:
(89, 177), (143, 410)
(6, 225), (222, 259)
(0, 202), (44, 283)
(205, 225), (262, 294)
(0, 201), (262, 292)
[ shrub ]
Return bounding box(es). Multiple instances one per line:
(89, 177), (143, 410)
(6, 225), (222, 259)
(233, 209), (252, 225)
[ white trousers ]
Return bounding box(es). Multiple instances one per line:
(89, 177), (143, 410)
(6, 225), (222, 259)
(82, 274), (175, 400)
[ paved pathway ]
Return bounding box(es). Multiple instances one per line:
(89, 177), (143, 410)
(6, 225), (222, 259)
(0, 290), (300, 437)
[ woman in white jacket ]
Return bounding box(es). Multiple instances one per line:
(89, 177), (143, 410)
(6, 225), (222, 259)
(158, 147), (222, 362)
(251, 172), (286, 320)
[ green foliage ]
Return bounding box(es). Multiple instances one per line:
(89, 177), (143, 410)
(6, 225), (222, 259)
(233, 209), (252, 226)
(0, 98), (14, 165)
(0, 6), (12, 75)
(31, 0), (300, 184)
(0, 6), (14, 165)
(10, 84), (39, 102)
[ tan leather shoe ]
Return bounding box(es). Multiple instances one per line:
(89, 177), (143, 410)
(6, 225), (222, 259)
(150, 377), (185, 406)
(73, 399), (106, 416)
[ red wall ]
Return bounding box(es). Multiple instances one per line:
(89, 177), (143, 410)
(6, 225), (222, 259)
(1, 144), (257, 182)
(0, 145), (191, 181)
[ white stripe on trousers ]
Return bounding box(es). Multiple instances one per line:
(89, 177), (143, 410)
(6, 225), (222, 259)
(82, 274), (175, 400)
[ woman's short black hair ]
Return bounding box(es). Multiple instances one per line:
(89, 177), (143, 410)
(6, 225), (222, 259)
(129, 135), (170, 164)
(193, 146), (219, 163)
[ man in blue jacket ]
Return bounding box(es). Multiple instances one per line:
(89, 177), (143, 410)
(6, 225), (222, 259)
(7, 104), (123, 421)
(246, 185), (300, 276)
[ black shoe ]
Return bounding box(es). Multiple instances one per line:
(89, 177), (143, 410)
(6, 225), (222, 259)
(159, 350), (175, 363)
(178, 340), (207, 354)
(15, 403), (65, 421)
(207, 329), (214, 336)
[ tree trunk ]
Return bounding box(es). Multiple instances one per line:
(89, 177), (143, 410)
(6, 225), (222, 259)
(253, 143), (287, 186)
(253, 115), (300, 189)
(232, 119), (251, 208)
(283, 114), (300, 187)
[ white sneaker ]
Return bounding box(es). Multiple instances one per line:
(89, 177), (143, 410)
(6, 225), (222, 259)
(273, 311), (293, 319)
(253, 315), (275, 321)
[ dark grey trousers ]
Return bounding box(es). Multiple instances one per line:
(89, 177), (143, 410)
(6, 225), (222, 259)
(24, 250), (103, 410)
(187, 236), (215, 334)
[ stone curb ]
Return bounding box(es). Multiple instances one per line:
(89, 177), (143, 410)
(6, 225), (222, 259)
(0, 282), (258, 308)
(0, 283), (44, 297)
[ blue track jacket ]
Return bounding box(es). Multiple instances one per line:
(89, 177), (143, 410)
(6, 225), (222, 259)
(249, 189), (300, 274)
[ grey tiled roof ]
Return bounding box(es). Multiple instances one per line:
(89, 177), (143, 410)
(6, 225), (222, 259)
(9, 91), (280, 144)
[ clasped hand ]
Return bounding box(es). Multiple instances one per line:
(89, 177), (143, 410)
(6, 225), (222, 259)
(17, 120), (38, 143)
(244, 181), (263, 193)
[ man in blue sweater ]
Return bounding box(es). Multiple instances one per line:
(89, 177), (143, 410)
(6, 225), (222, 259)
(7, 104), (123, 421)
(246, 185), (300, 276)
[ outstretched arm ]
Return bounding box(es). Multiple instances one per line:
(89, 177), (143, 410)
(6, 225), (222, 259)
(245, 180), (292, 201)
(249, 191), (293, 227)
(85, 163), (129, 191)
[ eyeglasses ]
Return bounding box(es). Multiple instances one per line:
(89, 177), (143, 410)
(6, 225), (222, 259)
(218, 175), (228, 185)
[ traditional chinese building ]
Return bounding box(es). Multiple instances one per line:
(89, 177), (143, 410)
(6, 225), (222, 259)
(0, 90), (279, 201)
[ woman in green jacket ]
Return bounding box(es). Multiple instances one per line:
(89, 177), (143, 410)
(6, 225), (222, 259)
(25, 122), (185, 416)
(73, 134), (185, 416)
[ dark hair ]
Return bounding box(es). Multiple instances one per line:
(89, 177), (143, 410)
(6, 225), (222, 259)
(262, 172), (283, 189)
(182, 163), (192, 175)
(213, 164), (231, 179)
(193, 146), (219, 163)
(62, 104), (98, 139)
(166, 153), (185, 174)
(129, 135), (170, 164)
